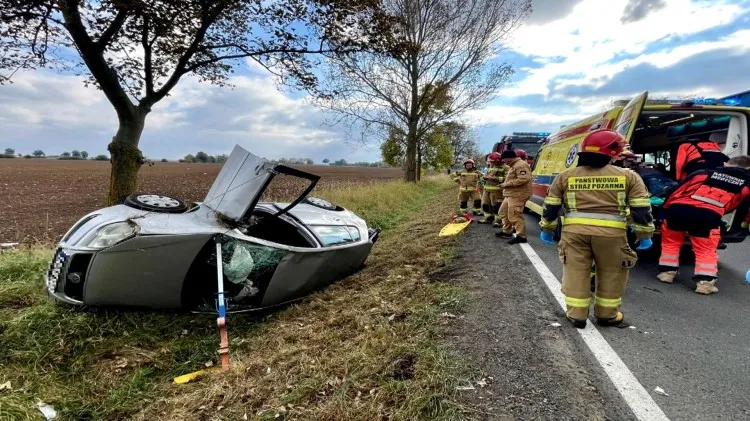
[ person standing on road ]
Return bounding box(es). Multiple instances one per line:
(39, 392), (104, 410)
(539, 130), (655, 328)
(478, 152), (508, 224)
(496, 150), (533, 244)
(657, 155), (750, 295)
(452, 158), (482, 215)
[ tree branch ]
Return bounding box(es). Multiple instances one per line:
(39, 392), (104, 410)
(141, 15), (154, 98)
(95, 8), (128, 51)
(58, 0), (134, 119)
(145, 3), (224, 106)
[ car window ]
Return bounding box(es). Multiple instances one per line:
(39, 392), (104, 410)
(309, 225), (361, 246)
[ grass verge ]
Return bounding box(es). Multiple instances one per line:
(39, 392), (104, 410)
(0, 176), (472, 421)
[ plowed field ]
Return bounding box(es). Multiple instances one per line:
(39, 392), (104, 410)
(0, 159), (403, 243)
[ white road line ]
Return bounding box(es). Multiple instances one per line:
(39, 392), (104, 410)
(520, 243), (670, 421)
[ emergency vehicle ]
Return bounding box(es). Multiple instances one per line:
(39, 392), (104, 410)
(527, 91), (750, 245)
(492, 132), (550, 165)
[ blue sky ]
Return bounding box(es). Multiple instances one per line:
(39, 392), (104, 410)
(2, 0), (750, 162)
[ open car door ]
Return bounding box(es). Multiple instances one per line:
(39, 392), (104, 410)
(203, 145), (320, 222)
(613, 91), (648, 150)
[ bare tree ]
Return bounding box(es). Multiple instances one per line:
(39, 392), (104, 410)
(315, 0), (530, 181)
(0, 0), (397, 204)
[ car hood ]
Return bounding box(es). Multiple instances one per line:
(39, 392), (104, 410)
(202, 145), (275, 222)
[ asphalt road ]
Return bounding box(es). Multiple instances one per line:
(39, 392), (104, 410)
(523, 213), (750, 421)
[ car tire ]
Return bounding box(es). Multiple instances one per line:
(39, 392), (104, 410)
(304, 197), (343, 211)
(124, 193), (188, 213)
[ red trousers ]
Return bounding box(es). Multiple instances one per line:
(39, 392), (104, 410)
(659, 219), (720, 279)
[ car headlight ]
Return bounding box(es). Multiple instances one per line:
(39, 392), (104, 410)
(83, 222), (138, 248)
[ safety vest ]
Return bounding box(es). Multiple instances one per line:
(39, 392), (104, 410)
(482, 165), (508, 191)
(666, 166), (750, 216)
(453, 169), (481, 191)
(674, 141), (728, 180)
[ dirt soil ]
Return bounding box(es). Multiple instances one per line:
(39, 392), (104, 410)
(436, 222), (637, 420)
(0, 159), (402, 243)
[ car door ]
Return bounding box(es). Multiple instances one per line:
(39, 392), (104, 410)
(613, 91), (648, 149)
(203, 145), (320, 222)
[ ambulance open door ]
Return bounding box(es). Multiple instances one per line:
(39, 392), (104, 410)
(613, 91), (648, 147)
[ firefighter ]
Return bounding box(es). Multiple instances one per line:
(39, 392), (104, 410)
(495, 150), (533, 244)
(452, 158), (482, 215)
(657, 155), (750, 294)
(514, 148), (533, 166)
(478, 152), (508, 224)
(539, 129), (655, 328)
(671, 136), (728, 181)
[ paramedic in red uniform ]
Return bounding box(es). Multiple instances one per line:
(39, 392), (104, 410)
(657, 155), (750, 294)
(672, 136), (729, 181)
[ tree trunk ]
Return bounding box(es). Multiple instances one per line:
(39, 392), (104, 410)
(404, 121), (419, 182)
(107, 112), (147, 205)
(416, 147), (422, 181)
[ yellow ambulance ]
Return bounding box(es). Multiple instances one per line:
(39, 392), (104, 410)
(527, 91), (750, 244)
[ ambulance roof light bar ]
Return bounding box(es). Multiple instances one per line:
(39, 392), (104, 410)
(664, 98), (742, 107)
(511, 131), (551, 137)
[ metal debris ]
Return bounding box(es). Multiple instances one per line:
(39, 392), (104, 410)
(36, 402), (57, 420)
(550, 322), (562, 327)
(654, 386), (669, 396)
(456, 385), (476, 391)
(0, 381), (11, 391)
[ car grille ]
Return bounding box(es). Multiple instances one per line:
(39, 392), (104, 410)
(46, 248), (67, 293)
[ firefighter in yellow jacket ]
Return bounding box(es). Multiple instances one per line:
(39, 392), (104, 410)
(452, 158), (482, 215)
(495, 150), (533, 244)
(478, 152), (509, 224)
(539, 130), (655, 328)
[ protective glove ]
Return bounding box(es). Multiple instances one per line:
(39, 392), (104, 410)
(635, 238), (653, 250)
(540, 231), (555, 245)
(649, 196), (665, 206)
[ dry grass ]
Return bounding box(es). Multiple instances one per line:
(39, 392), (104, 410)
(0, 177), (475, 421)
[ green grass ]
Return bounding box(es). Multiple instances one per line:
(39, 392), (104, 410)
(0, 176), (473, 421)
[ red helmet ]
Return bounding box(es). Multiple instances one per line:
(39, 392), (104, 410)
(464, 158), (475, 166)
(580, 129), (625, 157)
(514, 149), (528, 159)
(488, 152), (502, 162)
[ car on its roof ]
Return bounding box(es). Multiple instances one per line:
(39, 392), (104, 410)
(46, 145), (380, 313)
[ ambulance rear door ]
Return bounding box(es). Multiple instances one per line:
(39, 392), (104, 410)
(613, 91), (648, 147)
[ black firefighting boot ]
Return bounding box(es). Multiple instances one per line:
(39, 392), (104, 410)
(478, 204), (494, 224)
(567, 316), (587, 329)
(596, 311), (624, 327)
(472, 200), (482, 216)
(508, 236), (527, 245)
(459, 201), (468, 214)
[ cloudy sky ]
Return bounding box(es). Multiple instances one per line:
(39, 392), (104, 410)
(2, 0), (750, 162)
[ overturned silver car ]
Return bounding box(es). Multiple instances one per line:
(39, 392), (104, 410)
(46, 145), (379, 313)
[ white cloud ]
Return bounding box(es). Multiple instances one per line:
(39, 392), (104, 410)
(502, 0), (748, 98)
(0, 70), (355, 160)
(467, 105), (590, 126)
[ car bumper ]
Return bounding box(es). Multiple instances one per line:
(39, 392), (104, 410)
(46, 247), (93, 306)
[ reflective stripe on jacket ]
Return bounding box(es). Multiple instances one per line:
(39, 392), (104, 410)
(665, 166), (750, 217)
(453, 169), (481, 190)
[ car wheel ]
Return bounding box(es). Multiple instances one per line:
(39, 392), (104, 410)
(304, 197), (342, 211)
(124, 193), (188, 213)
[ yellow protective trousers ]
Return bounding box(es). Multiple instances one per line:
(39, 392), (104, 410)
(558, 232), (638, 320)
